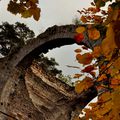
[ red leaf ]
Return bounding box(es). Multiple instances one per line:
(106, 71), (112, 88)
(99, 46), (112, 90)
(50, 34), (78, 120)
(82, 65), (95, 73)
(82, 46), (88, 50)
(74, 33), (84, 43)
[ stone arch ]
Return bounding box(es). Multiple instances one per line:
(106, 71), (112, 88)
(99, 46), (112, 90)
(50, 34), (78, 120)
(6, 24), (92, 68)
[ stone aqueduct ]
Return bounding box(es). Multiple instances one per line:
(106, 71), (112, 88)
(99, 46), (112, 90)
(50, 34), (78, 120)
(0, 25), (97, 120)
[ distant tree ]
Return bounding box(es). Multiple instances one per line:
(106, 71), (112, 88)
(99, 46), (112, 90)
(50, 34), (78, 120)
(0, 22), (35, 56)
(57, 74), (73, 86)
(36, 54), (74, 86)
(72, 17), (82, 25)
(36, 54), (62, 76)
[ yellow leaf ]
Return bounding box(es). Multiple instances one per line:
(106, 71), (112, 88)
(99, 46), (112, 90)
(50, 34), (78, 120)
(114, 73), (120, 80)
(88, 28), (100, 40)
(98, 91), (111, 102)
(75, 77), (93, 93)
(76, 26), (86, 33)
(101, 23), (117, 59)
(21, 10), (32, 18)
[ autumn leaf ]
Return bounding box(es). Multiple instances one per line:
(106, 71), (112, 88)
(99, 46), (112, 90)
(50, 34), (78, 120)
(82, 46), (88, 50)
(111, 87), (120, 119)
(7, 0), (40, 21)
(101, 23), (117, 59)
(33, 7), (41, 21)
(74, 49), (82, 53)
(88, 7), (100, 13)
(75, 77), (93, 93)
(30, 0), (39, 3)
(7, 1), (21, 15)
(74, 33), (84, 43)
(93, 15), (103, 23)
(90, 71), (96, 77)
(73, 74), (82, 79)
(80, 15), (88, 23)
(113, 21), (120, 48)
(76, 26), (86, 33)
(21, 10), (32, 18)
(76, 53), (93, 65)
(88, 28), (100, 40)
(92, 46), (101, 58)
(113, 57), (120, 70)
(111, 78), (120, 85)
(108, 67), (119, 77)
(96, 85), (105, 92)
(82, 65), (95, 73)
(114, 73), (120, 80)
(97, 74), (107, 82)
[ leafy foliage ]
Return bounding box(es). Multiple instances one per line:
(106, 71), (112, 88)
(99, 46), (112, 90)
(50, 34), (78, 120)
(74, 0), (120, 119)
(0, 22), (35, 56)
(7, 0), (40, 21)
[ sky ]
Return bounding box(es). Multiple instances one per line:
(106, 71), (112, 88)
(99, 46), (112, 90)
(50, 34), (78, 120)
(0, 0), (91, 35)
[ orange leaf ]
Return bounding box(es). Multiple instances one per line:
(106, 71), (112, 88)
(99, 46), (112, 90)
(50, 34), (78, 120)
(97, 74), (107, 82)
(98, 91), (111, 102)
(75, 77), (93, 93)
(88, 28), (100, 40)
(111, 78), (120, 85)
(92, 46), (101, 58)
(80, 15), (88, 23)
(76, 53), (93, 65)
(96, 85), (105, 92)
(76, 26), (86, 33)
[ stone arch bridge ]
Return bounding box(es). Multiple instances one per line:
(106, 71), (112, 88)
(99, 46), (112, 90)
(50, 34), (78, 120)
(0, 25), (98, 120)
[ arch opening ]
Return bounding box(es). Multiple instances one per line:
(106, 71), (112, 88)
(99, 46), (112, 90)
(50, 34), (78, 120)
(17, 37), (98, 109)
(17, 38), (76, 68)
